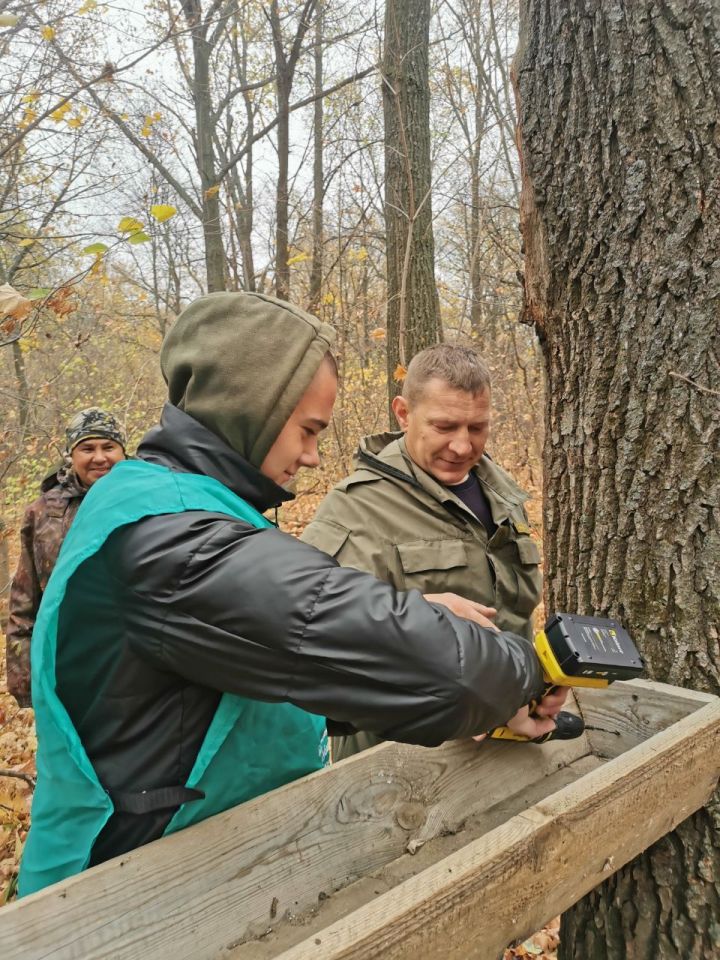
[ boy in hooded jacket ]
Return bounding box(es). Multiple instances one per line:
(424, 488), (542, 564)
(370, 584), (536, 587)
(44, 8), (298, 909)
(19, 292), (564, 896)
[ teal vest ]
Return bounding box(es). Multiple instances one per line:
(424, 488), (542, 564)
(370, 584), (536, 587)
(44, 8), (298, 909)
(19, 460), (329, 897)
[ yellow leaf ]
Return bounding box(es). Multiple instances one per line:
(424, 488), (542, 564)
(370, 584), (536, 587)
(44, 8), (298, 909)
(393, 364), (407, 383)
(152, 111), (162, 122)
(22, 91), (41, 104)
(18, 238), (35, 247)
(204, 184), (220, 198)
(287, 252), (309, 266)
(117, 216), (144, 234)
(18, 108), (38, 128)
(66, 117), (83, 128)
(150, 204), (177, 223)
(321, 292), (335, 305)
(120, 112), (129, 121)
(0, 13), (20, 26)
(77, 0), (97, 13)
(140, 125), (151, 137)
(369, 327), (386, 340)
(50, 102), (72, 122)
(40, 25), (55, 40)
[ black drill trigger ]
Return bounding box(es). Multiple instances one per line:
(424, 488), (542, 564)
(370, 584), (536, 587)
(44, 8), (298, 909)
(530, 710), (585, 744)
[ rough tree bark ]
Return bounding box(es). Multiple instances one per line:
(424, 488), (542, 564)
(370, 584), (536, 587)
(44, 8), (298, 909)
(515, 2), (720, 957)
(382, 0), (441, 407)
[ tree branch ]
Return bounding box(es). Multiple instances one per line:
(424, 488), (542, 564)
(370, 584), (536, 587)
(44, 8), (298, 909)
(0, 769), (36, 789)
(669, 371), (720, 398)
(217, 63), (376, 179)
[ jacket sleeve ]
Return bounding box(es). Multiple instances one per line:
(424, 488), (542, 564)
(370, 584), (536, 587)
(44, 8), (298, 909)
(6, 506), (40, 707)
(115, 515), (544, 746)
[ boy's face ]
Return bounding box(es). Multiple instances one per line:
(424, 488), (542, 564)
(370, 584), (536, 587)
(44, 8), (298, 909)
(260, 359), (337, 487)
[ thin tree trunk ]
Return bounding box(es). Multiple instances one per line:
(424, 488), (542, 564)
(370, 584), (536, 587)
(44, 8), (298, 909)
(275, 69), (291, 301)
(382, 0), (441, 408)
(240, 32), (257, 292)
(11, 339), (30, 435)
(515, 2), (720, 956)
(308, 1), (324, 313)
(270, 0), (317, 302)
(181, 0), (225, 293)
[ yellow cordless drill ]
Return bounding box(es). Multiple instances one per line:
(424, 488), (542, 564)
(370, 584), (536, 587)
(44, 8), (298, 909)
(491, 613), (645, 743)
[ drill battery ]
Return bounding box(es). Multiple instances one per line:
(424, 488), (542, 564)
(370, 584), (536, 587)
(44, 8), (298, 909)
(537, 613), (645, 687)
(490, 613), (644, 743)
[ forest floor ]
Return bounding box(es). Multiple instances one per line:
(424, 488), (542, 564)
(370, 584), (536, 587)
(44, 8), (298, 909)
(0, 488), (559, 958)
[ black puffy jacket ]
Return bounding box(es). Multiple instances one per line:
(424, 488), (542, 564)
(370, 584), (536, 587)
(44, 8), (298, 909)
(56, 404), (543, 865)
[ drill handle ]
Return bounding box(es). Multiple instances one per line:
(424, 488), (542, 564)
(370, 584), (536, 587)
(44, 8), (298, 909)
(489, 682), (581, 743)
(526, 681), (560, 716)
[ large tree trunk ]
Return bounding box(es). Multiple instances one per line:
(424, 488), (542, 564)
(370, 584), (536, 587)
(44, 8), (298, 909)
(382, 0), (441, 406)
(515, 2), (720, 957)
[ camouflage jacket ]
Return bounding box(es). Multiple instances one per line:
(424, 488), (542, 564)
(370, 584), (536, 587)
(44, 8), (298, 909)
(5, 471), (85, 707)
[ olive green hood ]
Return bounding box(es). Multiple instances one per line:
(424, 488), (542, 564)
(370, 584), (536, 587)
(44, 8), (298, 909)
(160, 292), (335, 467)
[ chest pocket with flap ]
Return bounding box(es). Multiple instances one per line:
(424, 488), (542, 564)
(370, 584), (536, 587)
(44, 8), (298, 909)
(515, 537), (541, 566)
(397, 539), (468, 575)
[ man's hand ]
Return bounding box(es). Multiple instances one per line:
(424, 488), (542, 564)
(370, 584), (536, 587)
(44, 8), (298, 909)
(498, 686), (571, 740)
(472, 687), (570, 742)
(424, 593), (498, 632)
(533, 686), (569, 719)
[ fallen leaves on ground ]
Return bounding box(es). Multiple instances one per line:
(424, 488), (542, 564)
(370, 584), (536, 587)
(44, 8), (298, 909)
(504, 917), (560, 959)
(0, 674), (35, 903)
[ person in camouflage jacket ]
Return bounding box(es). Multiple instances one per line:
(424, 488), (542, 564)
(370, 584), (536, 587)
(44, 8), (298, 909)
(5, 408), (126, 706)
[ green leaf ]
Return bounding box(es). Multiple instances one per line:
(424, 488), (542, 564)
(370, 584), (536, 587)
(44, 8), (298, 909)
(127, 231), (151, 245)
(82, 242), (109, 255)
(27, 287), (52, 300)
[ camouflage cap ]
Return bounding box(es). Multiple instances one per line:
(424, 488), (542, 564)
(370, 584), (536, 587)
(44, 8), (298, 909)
(65, 407), (126, 453)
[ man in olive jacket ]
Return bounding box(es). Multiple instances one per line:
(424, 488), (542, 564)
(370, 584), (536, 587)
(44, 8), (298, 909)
(302, 344), (543, 759)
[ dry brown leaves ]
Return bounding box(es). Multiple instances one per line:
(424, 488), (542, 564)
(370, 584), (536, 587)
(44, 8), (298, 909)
(504, 917), (560, 959)
(0, 672), (35, 903)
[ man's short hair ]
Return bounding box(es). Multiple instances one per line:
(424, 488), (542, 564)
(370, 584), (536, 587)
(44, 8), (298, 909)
(402, 344), (491, 405)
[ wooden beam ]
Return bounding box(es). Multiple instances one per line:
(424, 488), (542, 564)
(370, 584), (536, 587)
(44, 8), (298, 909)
(2, 681), (716, 960)
(266, 696), (720, 960)
(575, 678), (717, 759)
(1, 718), (591, 959)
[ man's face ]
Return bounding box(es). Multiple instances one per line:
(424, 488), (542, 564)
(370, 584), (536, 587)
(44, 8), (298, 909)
(260, 359), (338, 486)
(392, 378), (491, 486)
(71, 438), (125, 487)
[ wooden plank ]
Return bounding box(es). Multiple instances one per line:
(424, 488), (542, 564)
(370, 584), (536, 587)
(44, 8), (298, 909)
(0, 721), (591, 960)
(226, 754), (606, 959)
(266, 696), (720, 960)
(575, 678), (715, 759)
